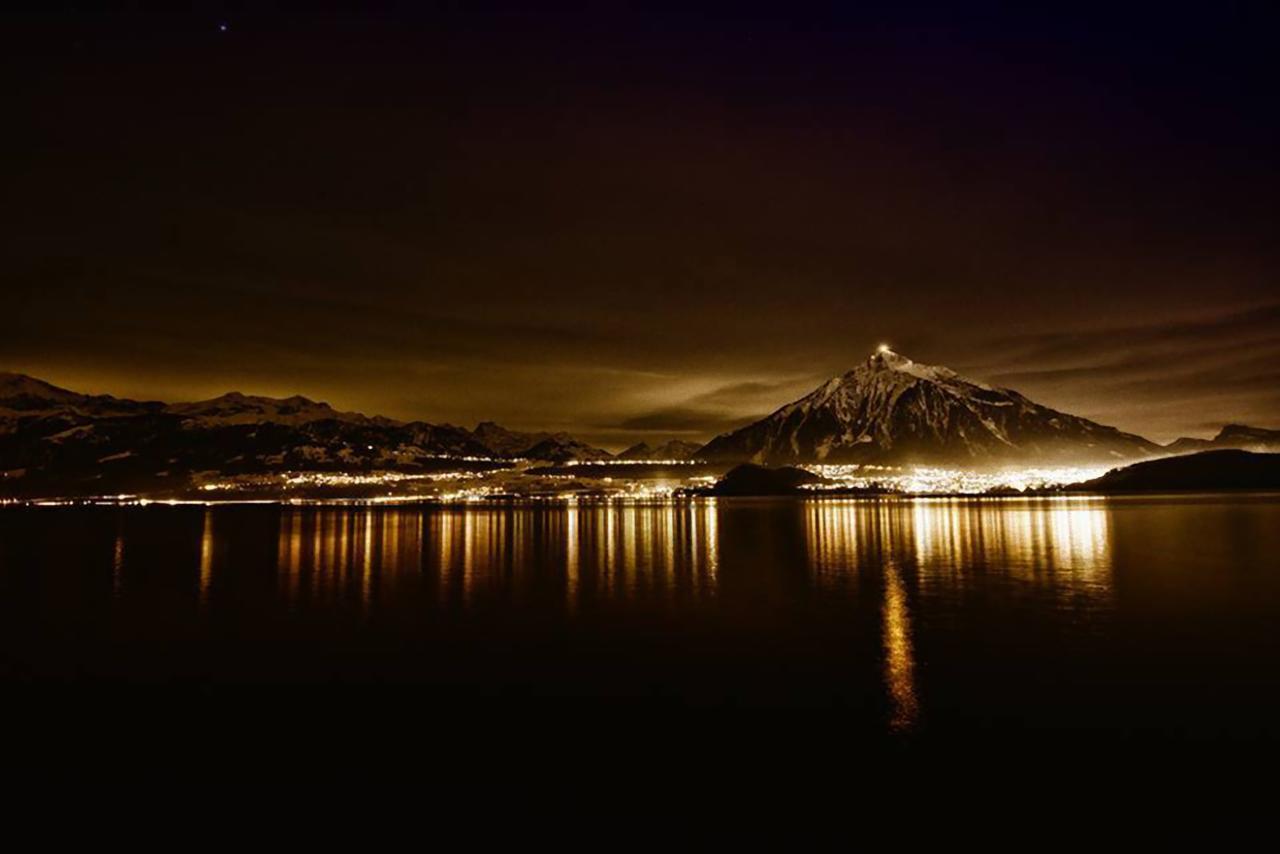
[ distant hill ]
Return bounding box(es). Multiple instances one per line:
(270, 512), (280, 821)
(617, 439), (702, 461)
(698, 348), (1160, 466)
(470, 421), (612, 462)
(707, 464), (825, 496)
(1164, 424), (1280, 455)
(1067, 450), (1280, 493)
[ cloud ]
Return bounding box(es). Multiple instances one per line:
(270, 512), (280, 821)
(980, 303), (1280, 367)
(969, 302), (1280, 441)
(615, 407), (759, 435)
(605, 375), (820, 440)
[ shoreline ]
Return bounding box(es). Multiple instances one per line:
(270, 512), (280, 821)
(6, 490), (1280, 509)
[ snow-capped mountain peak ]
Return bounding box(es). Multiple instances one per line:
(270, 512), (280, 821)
(863, 348), (965, 384)
(699, 348), (1159, 466)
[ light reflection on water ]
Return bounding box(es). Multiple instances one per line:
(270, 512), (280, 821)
(198, 509), (214, 607)
(803, 497), (1114, 730)
(882, 559), (918, 731)
(803, 498), (1112, 594)
(271, 501), (722, 611)
(104, 497), (1125, 730)
(11, 495), (1280, 740)
(111, 527), (125, 600)
(251, 499), (1115, 726)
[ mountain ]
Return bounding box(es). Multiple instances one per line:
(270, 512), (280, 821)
(1164, 424), (1280, 455)
(469, 421), (612, 461)
(698, 349), (1161, 466)
(0, 373), (607, 495)
(617, 439), (702, 461)
(1, 372), (163, 419)
(470, 421), (539, 457)
(1067, 450), (1280, 492)
(166, 392), (380, 427)
(517, 435), (612, 463)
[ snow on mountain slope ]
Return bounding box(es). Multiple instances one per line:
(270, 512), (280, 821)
(166, 392), (379, 427)
(469, 421), (543, 457)
(698, 349), (1161, 466)
(470, 421), (612, 461)
(1, 373), (615, 496)
(0, 372), (161, 419)
(0, 373), (83, 409)
(617, 440), (702, 461)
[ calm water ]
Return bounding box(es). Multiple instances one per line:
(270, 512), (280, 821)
(3, 496), (1279, 771)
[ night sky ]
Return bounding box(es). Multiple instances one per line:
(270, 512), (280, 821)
(9, 4), (1279, 447)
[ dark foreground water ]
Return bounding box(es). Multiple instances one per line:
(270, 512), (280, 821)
(3, 495), (1279, 777)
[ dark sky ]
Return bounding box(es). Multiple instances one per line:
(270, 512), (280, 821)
(9, 3), (1279, 447)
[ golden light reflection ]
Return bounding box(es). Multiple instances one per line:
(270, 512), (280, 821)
(703, 499), (719, 588)
(806, 497), (1114, 601)
(806, 501), (864, 592)
(360, 508), (374, 610)
(461, 510), (475, 605)
(282, 509), (302, 604)
(269, 502), (721, 612)
(566, 502), (579, 611)
(660, 503), (676, 598)
(805, 496), (1115, 731)
(439, 509), (456, 598)
(198, 509), (213, 606)
(882, 560), (918, 732)
(603, 504), (617, 593)
(112, 528), (124, 599)
(622, 504), (637, 591)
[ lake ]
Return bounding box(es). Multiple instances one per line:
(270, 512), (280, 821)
(3, 495), (1279, 775)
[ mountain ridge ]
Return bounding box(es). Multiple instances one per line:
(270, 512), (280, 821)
(5, 362), (1276, 495)
(617, 439), (702, 461)
(1164, 424), (1280, 455)
(1, 372), (614, 460)
(0, 372), (620, 494)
